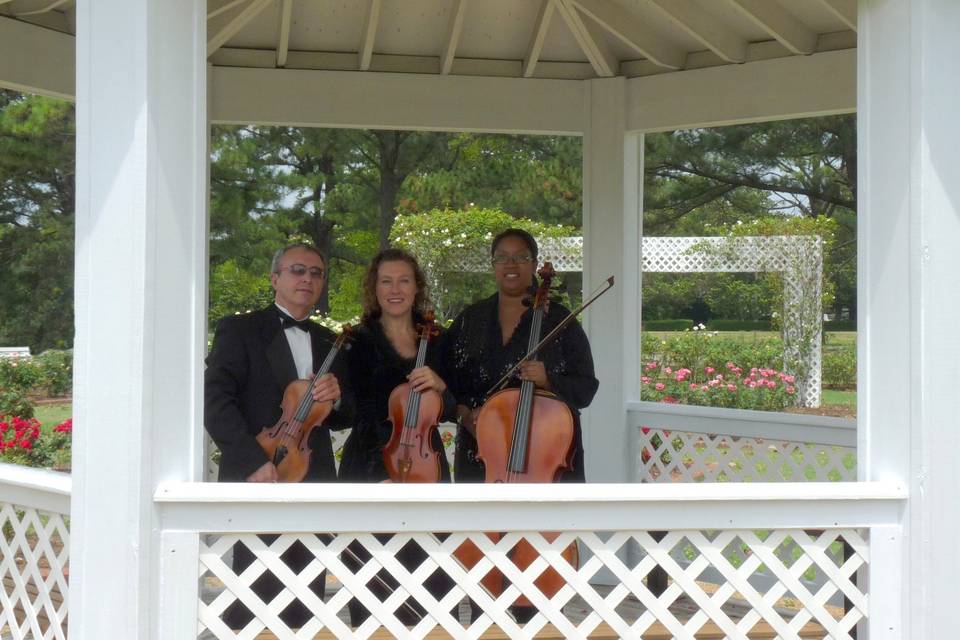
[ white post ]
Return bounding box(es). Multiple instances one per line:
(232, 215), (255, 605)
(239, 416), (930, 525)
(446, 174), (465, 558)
(859, 0), (960, 637)
(581, 77), (641, 483)
(72, 0), (207, 637)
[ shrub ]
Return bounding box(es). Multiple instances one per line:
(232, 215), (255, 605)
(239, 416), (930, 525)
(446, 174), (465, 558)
(824, 320), (856, 331)
(35, 349), (73, 397)
(706, 319), (773, 331)
(0, 416), (71, 469)
(642, 319), (693, 331)
(823, 346), (856, 390)
(641, 361), (798, 411)
(0, 357), (41, 393)
(0, 390), (33, 419)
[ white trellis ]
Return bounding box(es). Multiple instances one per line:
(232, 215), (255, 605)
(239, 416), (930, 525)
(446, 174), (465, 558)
(447, 235), (824, 407)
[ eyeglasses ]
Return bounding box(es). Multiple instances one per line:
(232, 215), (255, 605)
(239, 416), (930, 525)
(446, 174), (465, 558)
(277, 264), (325, 279)
(491, 254), (535, 265)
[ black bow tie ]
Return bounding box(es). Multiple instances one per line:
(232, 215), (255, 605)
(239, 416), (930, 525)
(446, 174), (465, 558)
(279, 312), (313, 332)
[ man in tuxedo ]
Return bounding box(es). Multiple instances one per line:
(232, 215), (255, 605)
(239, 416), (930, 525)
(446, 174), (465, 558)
(205, 242), (354, 629)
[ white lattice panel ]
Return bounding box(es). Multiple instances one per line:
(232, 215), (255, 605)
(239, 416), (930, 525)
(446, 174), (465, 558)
(0, 502), (69, 640)
(197, 527), (866, 639)
(638, 428), (856, 484)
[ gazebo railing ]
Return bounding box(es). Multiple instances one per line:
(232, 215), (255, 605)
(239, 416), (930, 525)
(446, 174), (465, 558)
(628, 402), (857, 484)
(155, 482), (902, 640)
(0, 463), (70, 640)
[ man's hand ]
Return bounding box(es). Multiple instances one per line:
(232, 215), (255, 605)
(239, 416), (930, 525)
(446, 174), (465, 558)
(247, 461), (279, 483)
(408, 366), (447, 393)
(519, 360), (551, 390)
(311, 372), (341, 404)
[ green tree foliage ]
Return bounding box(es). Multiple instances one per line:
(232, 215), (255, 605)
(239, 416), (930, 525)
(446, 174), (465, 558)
(644, 116), (857, 318)
(1, 83), (859, 348)
(392, 208), (575, 320)
(0, 90), (75, 351)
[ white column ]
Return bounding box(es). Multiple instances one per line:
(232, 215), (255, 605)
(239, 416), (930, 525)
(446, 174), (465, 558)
(581, 77), (642, 483)
(859, 0), (960, 637)
(72, 1), (207, 638)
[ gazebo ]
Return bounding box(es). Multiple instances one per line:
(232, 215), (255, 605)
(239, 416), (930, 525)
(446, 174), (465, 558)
(0, 0), (955, 637)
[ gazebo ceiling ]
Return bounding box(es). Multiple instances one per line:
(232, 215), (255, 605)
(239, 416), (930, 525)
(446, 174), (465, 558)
(3, 0), (855, 80)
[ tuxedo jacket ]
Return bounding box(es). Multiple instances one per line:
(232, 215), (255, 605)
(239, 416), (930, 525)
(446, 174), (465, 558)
(204, 304), (355, 482)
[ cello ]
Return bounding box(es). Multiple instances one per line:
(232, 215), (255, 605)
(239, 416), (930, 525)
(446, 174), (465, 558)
(382, 310), (444, 483)
(256, 325), (352, 483)
(455, 263), (578, 609)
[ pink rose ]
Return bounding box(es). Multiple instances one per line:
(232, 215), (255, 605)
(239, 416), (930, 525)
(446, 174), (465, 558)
(655, 383), (665, 391)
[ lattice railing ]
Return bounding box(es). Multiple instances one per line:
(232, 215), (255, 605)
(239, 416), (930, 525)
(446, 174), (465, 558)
(196, 527), (864, 639)
(638, 429), (856, 484)
(152, 482), (902, 640)
(629, 403), (857, 484)
(0, 464), (70, 640)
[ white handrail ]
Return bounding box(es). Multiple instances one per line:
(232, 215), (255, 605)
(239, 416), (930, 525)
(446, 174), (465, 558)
(628, 400), (856, 447)
(154, 481), (904, 532)
(0, 462), (71, 514)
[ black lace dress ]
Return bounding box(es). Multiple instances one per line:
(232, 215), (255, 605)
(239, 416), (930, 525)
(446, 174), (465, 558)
(444, 293), (599, 483)
(339, 317), (457, 482)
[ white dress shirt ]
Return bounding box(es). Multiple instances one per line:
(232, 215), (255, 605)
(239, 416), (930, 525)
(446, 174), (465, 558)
(275, 303), (313, 379)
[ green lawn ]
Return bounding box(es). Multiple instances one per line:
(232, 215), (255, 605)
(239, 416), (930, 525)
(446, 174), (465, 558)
(33, 402), (72, 434)
(822, 389), (856, 406)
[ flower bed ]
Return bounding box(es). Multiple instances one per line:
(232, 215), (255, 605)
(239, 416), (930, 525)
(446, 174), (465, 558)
(641, 361), (796, 411)
(0, 416), (72, 470)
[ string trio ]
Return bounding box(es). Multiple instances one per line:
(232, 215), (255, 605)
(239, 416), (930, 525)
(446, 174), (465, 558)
(204, 229), (607, 627)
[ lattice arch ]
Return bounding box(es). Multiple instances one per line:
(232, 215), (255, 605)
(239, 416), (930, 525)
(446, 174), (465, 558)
(446, 235), (823, 406)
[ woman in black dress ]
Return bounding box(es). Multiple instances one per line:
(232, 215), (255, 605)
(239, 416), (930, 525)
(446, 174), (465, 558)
(444, 228), (599, 621)
(339, 248), (456, 625)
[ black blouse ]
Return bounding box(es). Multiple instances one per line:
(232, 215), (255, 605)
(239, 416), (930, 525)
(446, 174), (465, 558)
(444, 293), (598, 482)
(339, 317), (457, 482)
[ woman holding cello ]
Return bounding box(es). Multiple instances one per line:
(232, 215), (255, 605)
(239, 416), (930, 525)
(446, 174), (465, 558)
(445, 228), (599, 622)
(339, 247), (456, 625)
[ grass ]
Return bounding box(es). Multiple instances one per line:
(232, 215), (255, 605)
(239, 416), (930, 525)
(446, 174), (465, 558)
(33, 402), (72, 434)
(822, 389), (856, 406)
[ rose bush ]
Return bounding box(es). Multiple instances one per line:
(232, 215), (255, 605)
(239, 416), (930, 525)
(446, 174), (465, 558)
(0, 416), (72, 470)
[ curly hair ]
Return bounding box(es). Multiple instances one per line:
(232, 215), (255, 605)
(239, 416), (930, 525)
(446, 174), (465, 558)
(361, 248), (430, 322)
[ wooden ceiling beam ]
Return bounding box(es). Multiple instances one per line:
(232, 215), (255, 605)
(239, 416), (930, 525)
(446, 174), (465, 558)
(440, 0), (467, 75)
(727, 0), (817, 55)
(522, 0), (553, 77)
(554, 0), (617, 77)
(276, 0), (292, 67)
(11, 0), (70, 17)
(208, 0), (273, 57)
(649, 0), (747, 63)
(572, 0), (684, 69)
(208, 0), (249, 21)
(358, 0), (380, 71)
(814, 0), (856, 32)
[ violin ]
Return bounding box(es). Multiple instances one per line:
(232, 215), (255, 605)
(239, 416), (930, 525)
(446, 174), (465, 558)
(456, 263), (579, 608)
(256, 325), (352, 483)
(382, 311), (444, 483)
